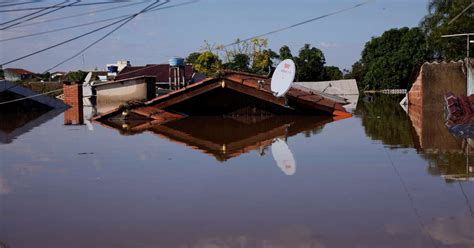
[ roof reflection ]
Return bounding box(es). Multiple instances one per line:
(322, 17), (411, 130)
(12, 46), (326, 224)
(97, 115), (339, 162)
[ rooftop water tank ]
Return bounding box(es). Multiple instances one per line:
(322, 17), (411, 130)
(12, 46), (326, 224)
(107, 65), (118, 73)
(169, 57), (185, 67)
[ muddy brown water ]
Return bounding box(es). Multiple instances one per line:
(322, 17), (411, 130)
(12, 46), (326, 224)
(0, 95), (473, 248)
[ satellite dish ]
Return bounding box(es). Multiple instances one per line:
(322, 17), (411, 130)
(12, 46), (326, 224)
(271, 59), (296, 97)
(84, 72), (93, 85)
(271, 138), (296, 176)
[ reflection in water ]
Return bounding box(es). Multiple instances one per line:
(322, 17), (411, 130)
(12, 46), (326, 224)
(0, 108), (64, 144)
(356, 94), (474, 181)
(271, 138), (296, 176)
(99, 115), (334, 162)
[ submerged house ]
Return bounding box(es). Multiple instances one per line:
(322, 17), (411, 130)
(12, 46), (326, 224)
(4, 68), (36, 81)
(0, 80), (69, 143)
(115, 64), (205, 88)
(93, 70), (352, 124)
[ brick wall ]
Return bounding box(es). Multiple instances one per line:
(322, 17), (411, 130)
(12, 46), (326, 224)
(63, 82), (83, 125)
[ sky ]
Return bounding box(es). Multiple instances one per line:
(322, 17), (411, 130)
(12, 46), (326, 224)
(0, 0), (429, 73)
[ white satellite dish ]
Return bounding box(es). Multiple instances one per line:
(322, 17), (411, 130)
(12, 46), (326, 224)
(271, 138), (296, 176)
(271, 59), (296, 97)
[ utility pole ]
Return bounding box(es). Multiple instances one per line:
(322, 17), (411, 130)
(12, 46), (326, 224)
(441, 33), (474, 58)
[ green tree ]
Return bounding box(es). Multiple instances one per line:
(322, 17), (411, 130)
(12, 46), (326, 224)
(65, 70), (87, 83)
(224, 53), (250, 71)
(186, 52), (201, 64)
(346, 61), (366, 82)
(279, 45), (293, 61)
(294, 44), (326, 81)
(355, 27), (430, 90)
(421, 0), (473, 59)
(323, 66), (343, 80)
(0, 68), (4, 79)
(193, 51), (222, 76)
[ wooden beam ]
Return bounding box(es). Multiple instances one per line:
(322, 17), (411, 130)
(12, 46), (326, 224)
(151, 82), (221, 109)
(223, 79), (288, 107)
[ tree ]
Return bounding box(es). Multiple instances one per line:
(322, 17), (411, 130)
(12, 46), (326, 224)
(224, 53), (250, 71)
(355, 27), (430, 90)
(323, 66), (343, 80)
(421, 0), (473, 59)
(65, 70), (87, 83)
(186, 52), (201, 64)
(193, 51), (222, 76)
(0, 68), (3, 79)
(294, 44), (326, 81)
(279, 45), (293, 61)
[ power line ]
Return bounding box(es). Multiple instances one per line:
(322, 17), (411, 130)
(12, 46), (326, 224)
(0, 5), (153, 67)
(0, 88), (64, 105)
(45, 0), (169, 72)
(0, 1), (81, 30)
(0, 0), (198, 43)
(0, 1), (125, 13)
(222, 0), (372, 48)
(9, 0), (150, 29)
(0, 1), (68, 27)
(0, 13), (132, 42)
(448, 2), (473, 25)
(0, 1), (37, 8)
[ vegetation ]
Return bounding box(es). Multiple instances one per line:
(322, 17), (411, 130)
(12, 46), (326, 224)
(65, 70), (87, 83)
(193, 51), (222, 77)
(351, 27), (431, 90)
(346, 0), (472, 90)
(189, 39), (343, 81)
(0, 68), (3, 79)
(421, 0), (474, 60)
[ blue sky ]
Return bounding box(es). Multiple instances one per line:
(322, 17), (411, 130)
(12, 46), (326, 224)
(0, 0), (429, 73)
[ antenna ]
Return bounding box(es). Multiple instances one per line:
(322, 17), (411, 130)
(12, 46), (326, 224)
(271, 59), (296, 97)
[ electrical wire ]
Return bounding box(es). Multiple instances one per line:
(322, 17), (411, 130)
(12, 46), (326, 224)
(1, 1), (81, 30)
(0, 1), (125, 13)
(10, 0), (150, 29)
(222, 0), (372, 48)
(0, 5), (153, 67)
(45, 0), (168, 72)
(0, 1), (68, 27)
(0, 88), (64, 105)
(0, 0), (198, 43)
(448, 2), (473, 25)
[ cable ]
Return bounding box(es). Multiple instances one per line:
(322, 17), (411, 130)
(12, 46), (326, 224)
(0, 88), (64, 105)
(0, 13), (134, 43)
(222, 0), (372, 48)
(10, 0), (150, 29)
(0, 1), (37, 8)
(0, 1), (125, 13)
(448, 2), (473, 25)
(45, 0), (168, 72)
(383, 149), (439, 248)
(1, 12), (143, 66)
(458, 181), (474, 217)
(0, 0), (197, 43)
(0, 1), (68, 27)
(1, 1), (81, 30)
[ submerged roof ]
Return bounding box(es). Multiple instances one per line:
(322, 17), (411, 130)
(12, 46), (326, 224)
(94, 70), (352, 121)
(4, 68), (35, 75)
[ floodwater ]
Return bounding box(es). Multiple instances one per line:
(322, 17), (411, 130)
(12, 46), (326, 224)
(1, 95), (473, 248)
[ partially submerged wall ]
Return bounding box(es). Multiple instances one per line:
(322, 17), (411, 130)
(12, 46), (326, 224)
(407, 61), (467, 151)
(94, 77), (155, 104)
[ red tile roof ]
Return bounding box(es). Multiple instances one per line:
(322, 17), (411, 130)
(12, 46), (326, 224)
(115, 64), (194, 82)
(4, 68), (35, 75)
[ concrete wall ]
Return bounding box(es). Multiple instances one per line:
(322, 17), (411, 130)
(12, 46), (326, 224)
(94, 77), (155, 104)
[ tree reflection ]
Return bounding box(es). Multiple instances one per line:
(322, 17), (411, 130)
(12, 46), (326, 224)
(354, 94), (415, 148)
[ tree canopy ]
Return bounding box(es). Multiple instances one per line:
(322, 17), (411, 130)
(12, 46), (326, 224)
(421, 0), (473, 59)
(294, 44), (326, 82)
(352, 27), (431, 90)
(193, 51), (222, 77)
